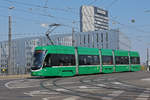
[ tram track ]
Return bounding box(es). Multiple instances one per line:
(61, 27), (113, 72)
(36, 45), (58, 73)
(5, 73), (149, 100)
(2, 72), (150, 100)
(41, 78), (104, 100)
(40, 73), (150, 100)
(40, 75), (129, 100)
(79, 75), (150, 94)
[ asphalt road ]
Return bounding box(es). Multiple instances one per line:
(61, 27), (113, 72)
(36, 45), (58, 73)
(1, 71), (150, 100)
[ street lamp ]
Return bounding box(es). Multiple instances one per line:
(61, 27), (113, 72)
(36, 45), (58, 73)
(8, 6), (15, 75)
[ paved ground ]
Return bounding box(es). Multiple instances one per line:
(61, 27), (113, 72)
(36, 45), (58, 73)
(0, 71), (150, 100)
(0, 74), (31, 79)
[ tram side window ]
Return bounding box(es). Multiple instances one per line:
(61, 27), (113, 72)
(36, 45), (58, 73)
(57, 54), (75, 66)
(130, 57), (140, 64)
(115, 56), (129, 64)
(44, 54), (75, 66)
(79, 55), (100, 65)
(102, 56), (113, 65)
(43, 54), (50, 67)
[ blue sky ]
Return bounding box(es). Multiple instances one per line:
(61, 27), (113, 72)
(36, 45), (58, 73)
(0, 0), (150, 63)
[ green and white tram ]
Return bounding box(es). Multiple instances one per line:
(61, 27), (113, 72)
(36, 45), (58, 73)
(31, 45), (140, 77)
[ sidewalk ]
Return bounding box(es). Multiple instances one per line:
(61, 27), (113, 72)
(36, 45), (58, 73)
(0, 74), (31, 80)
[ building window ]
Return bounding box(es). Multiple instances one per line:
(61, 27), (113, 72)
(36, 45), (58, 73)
(106, 32), (108, 41)
(96, 33), (99, 43)
(80, 34), (82, 45)
(130, 57), (140, 64)
(84, 35), (86, 44)
(102, 56), (113, 65)
(101, 33), (103, 43)
(106, 32), (108, 48)
(115, 56), (129, 64)
(101, 33), (103, 48)
(27, 63), (31, 66)
(79, 55), (100, 65)
(88, 34), (90, 44)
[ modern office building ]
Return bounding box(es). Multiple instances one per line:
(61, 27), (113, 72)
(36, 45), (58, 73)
(80, 5), (109, 32)
(0, 29), (130, 74)
(74, 29), (131, 50)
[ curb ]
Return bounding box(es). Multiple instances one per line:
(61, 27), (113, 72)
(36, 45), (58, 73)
(0, 74), (31, 79)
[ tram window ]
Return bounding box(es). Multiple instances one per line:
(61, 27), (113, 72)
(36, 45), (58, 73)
(130, 57), (140, 64)
(43, 54), (51, 67)
(79, 55), (100, 65)
(115, 56), (129, 64)
(44, 54), (75, 66)
(102, 56), (113, 65)
(58, 54), (75, 66)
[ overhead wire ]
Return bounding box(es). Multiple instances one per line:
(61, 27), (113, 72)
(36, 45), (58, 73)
(109, 15), (150, 45)
(0, 3), (79, 29)
(0, 4), (54, 18)
(2, 0), (77, 14)
(1, 0), (149, 35)
(0, 0), (78, 24)
(0, 0), (80, 24)
(43, 0), (49, 8)
(105, 0), (119, 10)
(1, 0), (149, 39)
(104, 0), (150, 45)
(87, 0), (98, 5)
(109, 12), (150, 34)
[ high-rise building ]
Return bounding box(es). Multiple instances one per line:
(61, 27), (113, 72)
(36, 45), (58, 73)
(80, 5), (109, 32)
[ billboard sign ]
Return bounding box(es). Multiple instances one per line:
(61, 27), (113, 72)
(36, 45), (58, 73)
(94, 7), (108, 17)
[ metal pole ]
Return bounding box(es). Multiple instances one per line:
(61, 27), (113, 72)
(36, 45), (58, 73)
(72, 27), (75, 46)
(8, 16), (12, 75)
(72, 21), (75, 46)
(147, 48), (149, 71)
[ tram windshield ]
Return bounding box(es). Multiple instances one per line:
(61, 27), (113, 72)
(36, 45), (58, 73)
(31, 50), (46, 70)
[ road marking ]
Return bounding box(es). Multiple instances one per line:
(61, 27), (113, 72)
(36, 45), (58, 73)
(78, 85), (99, 89)
(43, 81), (80, 87)
(141, 78), (150, 82)
(60, 81), (80, 85)
(5, 79), (41, 89)
(42, 97), (56, 100)
(145, 88), (150, 90)
(63, 96), (79, 100)
(96, 84), (106, 87)
(82, 80), (91, 82)
(42, 98), (49, 100)
(79, 86), (88, 89)
(102, 97), (113, 100)
(112, 82), (122, 85)
(135, 89), (150, 100)
(24, 90), (59, 97)
(44, 81), (80, 86)
(112, 81), (136, 88)
(102, 90), (124, 100)
(108, 91), (124, 96)
(55, 88), (69, 92)
(42, 96), (79, 100)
